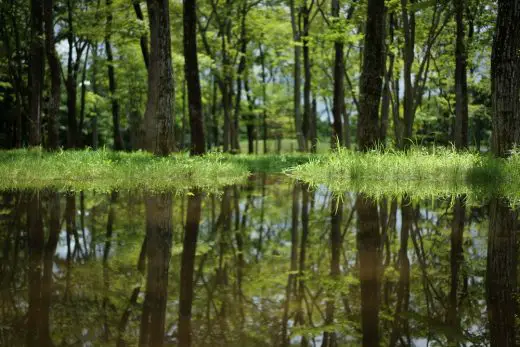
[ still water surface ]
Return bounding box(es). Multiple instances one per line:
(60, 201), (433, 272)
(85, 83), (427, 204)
(0, 175), (516, 346)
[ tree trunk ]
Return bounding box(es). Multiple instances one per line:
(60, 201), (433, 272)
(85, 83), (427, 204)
(43, 0), (60, 150)
(331, 3), (344, 150)
(302, 4), (311, 151)
(184, 0), (206, 155)
(132, 0), (150, 69)
(66, 1), (78, 149)
(491, 0), (520, 157)
(260, 44), (268, 154)
(401, 0), (415, 145)
(290, 0), (305, 151)
(454, 0), (469, 149)
(105, 0), (124, 150)
(29, 0), (44, 146)
(380, 11), (392, 146)
(144, 0), (175, 155)
(178, 190), (203, 346)
(357, 0), (385, 150)
(78, 44), (90, 147)
(486, 197), (517, 347)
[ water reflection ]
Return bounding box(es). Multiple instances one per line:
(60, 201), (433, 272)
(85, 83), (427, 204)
(0, 177), (517, 346)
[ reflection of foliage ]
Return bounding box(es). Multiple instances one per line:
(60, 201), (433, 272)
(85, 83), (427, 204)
(0, 177), (502, 346)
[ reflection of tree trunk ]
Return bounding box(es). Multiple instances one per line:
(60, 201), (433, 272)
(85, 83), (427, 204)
(40, 191), (60, 347)
(486, 197), (517, 347)
(297, 185), (310, 346)
(178, 190), (203, 347)
(139, 192), (173, 347)
(447, 196), (465, 343)
(356, 193), (381, 347)
(27, 191), (44, 346)
(281, 182), (301, 346)
(322, 195), (342, 347)
(64, 193), (76, 299)
(103, 191), (117, 341)
(389, 195), (411, 347)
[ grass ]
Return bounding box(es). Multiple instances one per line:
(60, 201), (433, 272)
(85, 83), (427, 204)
(0, 149), (249, 192)
(286, 147), (520, 202)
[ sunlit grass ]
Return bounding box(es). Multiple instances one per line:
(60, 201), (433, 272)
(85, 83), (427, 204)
(287, 147), (520, 202)
(0, 149), (249, 192)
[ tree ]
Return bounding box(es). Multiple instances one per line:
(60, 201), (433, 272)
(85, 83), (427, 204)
(29, 0), (44, 146)
(330, 0), (343, 148)
(357, 0), (385, 150)
(491, 0), (520, 157)
(184, 0), (206, 155)
(454, 0), (469, 149)
(144, 0), (175, 155)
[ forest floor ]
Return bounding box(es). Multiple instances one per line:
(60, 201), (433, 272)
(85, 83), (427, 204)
(1, 147), (518, 200)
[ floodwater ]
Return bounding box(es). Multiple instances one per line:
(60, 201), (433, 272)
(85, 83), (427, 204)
(0, 175), (516, 346)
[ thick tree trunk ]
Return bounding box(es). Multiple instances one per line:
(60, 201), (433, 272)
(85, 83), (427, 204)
(44, 0), (60, 150)
(178, 190), (203, 347)
(454, 0), (469, 149)
(491, 0), (520, 157)
(357, 0), (385, 150)
(144, 0), (175, 155)
(486, 197), (517, 347)
(29, 0), (44, 146)
(184, 0), (206, 155)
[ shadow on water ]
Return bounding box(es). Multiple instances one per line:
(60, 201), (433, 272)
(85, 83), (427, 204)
(0, 175), (517, 346)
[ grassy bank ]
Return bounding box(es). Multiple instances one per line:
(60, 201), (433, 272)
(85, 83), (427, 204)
(287, 147), (520, 201)
(0, 149), (249, 191)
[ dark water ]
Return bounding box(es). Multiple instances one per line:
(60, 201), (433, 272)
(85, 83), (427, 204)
(0, 175), (517, 346)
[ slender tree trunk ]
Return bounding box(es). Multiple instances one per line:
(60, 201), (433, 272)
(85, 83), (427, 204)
(491, 0), (520, 157)
(66, 1), (77, 149)
(290, 0), (305, 151)
(184, 0), (206, 155)
(44, 0), (60, 150)
(260, 44), (268, 154)
(106, 0), (124, 150)
(380, 12), (393, 145)
(92, 45), (99, 149)
(178, 190), (203, 347)
(29, 0), (44, 146)
(486, 197), (517, 347)
(331, 0), (344, 149)
(358, 0), (385, 150)
(244, 79), (255, 154)
(132, 0), (150, 69)
(302, 4), (312, 151)
(454, 0), (469, 149)
(78, 44), (90, 147)
(401, 0), (415, 145)
(144, 0), (175, 155)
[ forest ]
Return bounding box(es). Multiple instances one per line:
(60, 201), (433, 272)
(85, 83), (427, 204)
(1, 0), (520, 346)
(0, 0), (518, 155)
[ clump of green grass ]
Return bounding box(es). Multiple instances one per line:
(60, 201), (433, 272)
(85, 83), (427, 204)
(287, 147), (520, 201)
(0, 149), (249, 192)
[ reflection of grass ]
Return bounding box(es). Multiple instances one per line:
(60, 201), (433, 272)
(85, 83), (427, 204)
(287, 147), (520, 202)
(0, 149), (249, 192)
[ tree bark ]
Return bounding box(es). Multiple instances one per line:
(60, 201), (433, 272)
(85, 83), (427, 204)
(401, 0), (415, 145)
(331, 0), (344, 149)
(357, 0), (385, 150)
(132, 0), (150, 70)
(43, 0), (60, 150)
(454, 0), (469, 149)
(302, 2), (312, 151)
(184, 0), (206, 155)
(106, 0), (124, 150)
(29, 0), (44, 146)
(491, 0), (520, 157)
(144, 0), (175, 155)
(290, 0), (305, 151)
